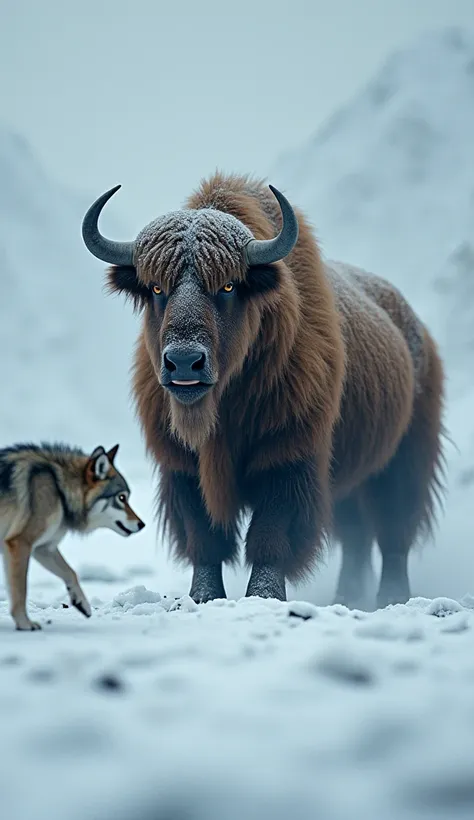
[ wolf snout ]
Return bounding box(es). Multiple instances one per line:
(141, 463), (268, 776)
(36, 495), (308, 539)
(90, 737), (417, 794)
(116, 518), (145, 536)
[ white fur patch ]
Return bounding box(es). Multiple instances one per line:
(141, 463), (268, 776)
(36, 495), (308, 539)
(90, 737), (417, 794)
(86, 498), (142, 537)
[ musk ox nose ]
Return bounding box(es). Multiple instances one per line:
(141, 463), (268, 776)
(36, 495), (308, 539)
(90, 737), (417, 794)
(163, 346), (207, 381)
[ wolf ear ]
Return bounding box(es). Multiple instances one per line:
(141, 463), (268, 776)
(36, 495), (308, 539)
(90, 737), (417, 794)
(107, 444), (119, 464)
(90, 446), (105, 459)
(94, 453), (110, 480)
(85, 446), (110, 484)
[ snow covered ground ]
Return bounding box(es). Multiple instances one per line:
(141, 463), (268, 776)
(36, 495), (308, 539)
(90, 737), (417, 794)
(1, 529), (474, 820)
(2, 24), (474, 820)
(2, 478), (474, 820)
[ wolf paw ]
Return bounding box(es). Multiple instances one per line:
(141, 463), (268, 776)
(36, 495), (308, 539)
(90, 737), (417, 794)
(71, 598), (92, 618)
(68, 586), (92, 618)
(15, 618), (42, 631)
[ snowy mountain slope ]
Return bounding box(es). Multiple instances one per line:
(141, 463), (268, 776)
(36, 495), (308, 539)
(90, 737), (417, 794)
(271, 27), (474, 601)
(0, 126), (144, 468)
(273, 27), (473, 300)
(272, 27), (474, 388)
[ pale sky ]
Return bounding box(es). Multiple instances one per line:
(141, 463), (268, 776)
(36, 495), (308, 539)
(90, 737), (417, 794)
(1, 0), (473, 231)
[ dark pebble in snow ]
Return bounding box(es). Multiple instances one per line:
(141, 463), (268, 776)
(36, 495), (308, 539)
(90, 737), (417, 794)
(94, 674), (126, 693)
(288, 602), (318, 621)
(288, 610), (312, 621)
(62, 603), (69, 609)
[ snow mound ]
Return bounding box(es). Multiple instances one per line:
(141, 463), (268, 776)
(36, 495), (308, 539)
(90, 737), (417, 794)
(112, 584), (163, 610)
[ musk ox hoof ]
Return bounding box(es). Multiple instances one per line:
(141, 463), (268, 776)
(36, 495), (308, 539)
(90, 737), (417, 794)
(189, 565), (226, 604)
(332, 594), (375, 613)
(376, 585), (411, 610)
(332, 581), (376, 612)
(245, 565), (287, 601)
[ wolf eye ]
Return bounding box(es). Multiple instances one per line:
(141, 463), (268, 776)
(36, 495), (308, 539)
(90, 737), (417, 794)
(222, 282), (234, 293)
(118, 493), (127, 504)
(152, 285), (162, 295)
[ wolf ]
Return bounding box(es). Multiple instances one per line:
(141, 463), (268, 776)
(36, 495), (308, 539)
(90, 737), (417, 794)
(0, 442), (145, 631)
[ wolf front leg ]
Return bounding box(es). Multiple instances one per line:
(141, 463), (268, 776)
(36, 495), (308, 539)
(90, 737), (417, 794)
(3, 535), (40, 630)
(34, 545), (92, 618)
(159, 470), (239, 603)
(245, 459), (326, 601)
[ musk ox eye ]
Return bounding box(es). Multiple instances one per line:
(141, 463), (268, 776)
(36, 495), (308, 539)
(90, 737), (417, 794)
(222, 283), (234, 293)
(152, 284), (162, 296)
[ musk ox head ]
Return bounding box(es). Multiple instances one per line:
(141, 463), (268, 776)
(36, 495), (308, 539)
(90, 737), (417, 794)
(81, 183), (298, 448)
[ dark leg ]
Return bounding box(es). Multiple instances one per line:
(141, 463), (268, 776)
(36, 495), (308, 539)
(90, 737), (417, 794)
(367, 419), (442, 608)
(367, 462), (416, 610)
(376, 546), (410, 609)
(158, 470), (239, 603)
(246, 565), (287, 600)
(333, 494), (376, 611)
(189, 565), (226, 604)
(245, 459), (326, 601)
(366, 333), (445, 609)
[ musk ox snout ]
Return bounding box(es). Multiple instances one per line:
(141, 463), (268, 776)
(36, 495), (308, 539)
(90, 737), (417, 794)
(161, 344), (214, 405)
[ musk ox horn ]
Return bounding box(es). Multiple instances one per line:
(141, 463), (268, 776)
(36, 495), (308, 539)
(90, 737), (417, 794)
(244, 185), (299, 267)
(81, 185), (134, 267)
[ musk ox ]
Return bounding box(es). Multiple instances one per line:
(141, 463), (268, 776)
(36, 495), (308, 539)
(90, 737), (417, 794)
(82, 173), (445, 609)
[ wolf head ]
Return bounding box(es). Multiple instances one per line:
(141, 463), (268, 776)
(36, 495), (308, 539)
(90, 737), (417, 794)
(83, 444), (145, 537)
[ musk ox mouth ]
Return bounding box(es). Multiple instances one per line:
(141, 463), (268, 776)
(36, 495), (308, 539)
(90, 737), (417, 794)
(164, 381), (214, 405)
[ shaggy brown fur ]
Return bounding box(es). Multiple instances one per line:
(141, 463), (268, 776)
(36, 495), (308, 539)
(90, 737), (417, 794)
(105, 172), (445, 608)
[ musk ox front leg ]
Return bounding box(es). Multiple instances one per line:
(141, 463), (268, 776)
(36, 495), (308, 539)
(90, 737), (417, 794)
(159, 470), (239, 603)
(245, 459), (325, 601)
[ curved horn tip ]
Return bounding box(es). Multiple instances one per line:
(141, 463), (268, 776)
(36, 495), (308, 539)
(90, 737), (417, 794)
(268, 184), (297, 217)
(92, 184), (123, 207)
(244, 184), (299, 267)
(106, 183), (122, 197)
(81, 184), (134, 267)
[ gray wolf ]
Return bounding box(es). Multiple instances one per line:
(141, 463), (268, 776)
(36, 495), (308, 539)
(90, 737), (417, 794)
(0, 442), (145, 630)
